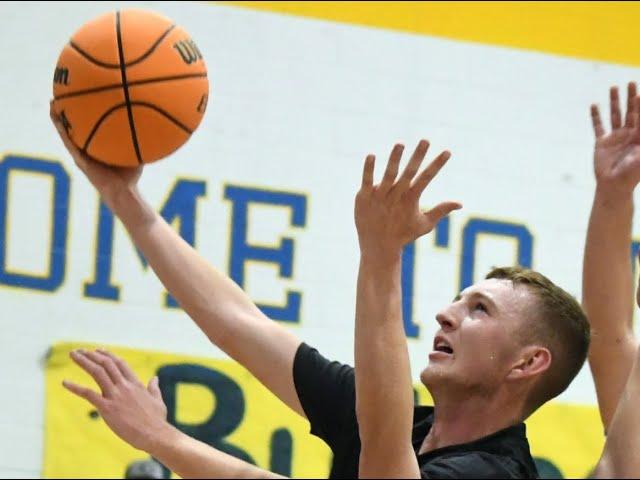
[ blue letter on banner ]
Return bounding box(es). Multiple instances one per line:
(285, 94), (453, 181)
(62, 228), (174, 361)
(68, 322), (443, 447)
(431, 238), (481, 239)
(0, 155), (69, 292)
(84, 179), (206, 307)
(224, 185), (306, 323)
(459, 218), (533, 290)
(402, 242), (419, 338)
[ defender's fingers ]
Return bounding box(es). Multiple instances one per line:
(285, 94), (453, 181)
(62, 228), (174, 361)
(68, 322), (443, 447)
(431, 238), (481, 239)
(62, 380), (106, 409)
(379, 143), (404, 193)
(400, 139), (430, 181)
(361, 155), (375, 190)
(409, 150), (452, 197)
(85, 350), (124, 385)
(422, 201), (463, 229)
(591, 104), (605, 138)
(632, 96), (640, 132)
(611, 86), (622, 130)
(625, 82), (638, 127)
(96, 349), (139, 383)
(70, 350), (114, 397)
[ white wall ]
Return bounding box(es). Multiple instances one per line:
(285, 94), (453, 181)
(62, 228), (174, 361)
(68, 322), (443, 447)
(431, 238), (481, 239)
(1, 1), (639, 476)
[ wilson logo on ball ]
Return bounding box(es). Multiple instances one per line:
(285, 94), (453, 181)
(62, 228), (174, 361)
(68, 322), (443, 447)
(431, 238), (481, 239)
(53, 67), (70, 85)
(173, 39), (203, 65)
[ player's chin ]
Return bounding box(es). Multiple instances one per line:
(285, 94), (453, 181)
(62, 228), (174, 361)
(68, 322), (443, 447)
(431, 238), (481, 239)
(420, 363), (450, 387)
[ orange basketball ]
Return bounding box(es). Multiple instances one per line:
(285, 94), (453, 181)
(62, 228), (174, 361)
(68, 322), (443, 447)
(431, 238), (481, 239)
(52, 9), (209, 167)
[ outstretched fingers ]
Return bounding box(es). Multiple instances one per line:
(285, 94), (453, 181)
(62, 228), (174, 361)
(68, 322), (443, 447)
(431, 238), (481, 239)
(633, 96), (640, 140)
(361, 155), (375, 191)
(389, 139), (430, 200)
(69, 350), (115, 397)
(378, 143), (404, 195)
(625, 82), (638, 128)
(591, 104), (605, 138)
(83, 350), (124, 385)
(610, 86), (622, 130)
(421, 201), (463, 234)
(96, 349), (140, 384)
(62, 380), (106, 409)
(596, 84), (639, 134)
(408, 150), (452, 199)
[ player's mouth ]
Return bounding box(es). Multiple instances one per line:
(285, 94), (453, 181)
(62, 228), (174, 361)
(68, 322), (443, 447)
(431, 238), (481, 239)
(429, 335), (454, 361)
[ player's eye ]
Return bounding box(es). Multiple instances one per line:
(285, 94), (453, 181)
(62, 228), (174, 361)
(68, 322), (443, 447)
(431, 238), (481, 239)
(474, 302), (488, 313)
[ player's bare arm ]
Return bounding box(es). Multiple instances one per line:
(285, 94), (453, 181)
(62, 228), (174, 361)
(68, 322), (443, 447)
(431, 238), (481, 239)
(583, 82), (640, 429)
(50, 103), (305, 419)
(354, 140), (461, 478)
(63, 348), (286, 479)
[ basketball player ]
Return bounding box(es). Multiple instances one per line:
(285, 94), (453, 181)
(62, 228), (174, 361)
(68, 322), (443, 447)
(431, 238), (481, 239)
(51, 104), (590, 478)
(349, 142), (589, 478)
(582, 82), (640, 477)
(354, 83), (640, 478)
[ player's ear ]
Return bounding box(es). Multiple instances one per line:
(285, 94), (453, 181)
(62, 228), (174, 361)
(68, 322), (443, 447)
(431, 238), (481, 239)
(506, 346), (552, 381)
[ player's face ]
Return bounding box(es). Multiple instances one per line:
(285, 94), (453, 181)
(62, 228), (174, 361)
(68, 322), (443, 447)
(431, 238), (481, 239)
(421, 279), (538, 396)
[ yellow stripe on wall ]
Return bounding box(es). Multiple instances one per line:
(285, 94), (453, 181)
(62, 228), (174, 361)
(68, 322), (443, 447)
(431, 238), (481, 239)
(225, 1), (640, 67)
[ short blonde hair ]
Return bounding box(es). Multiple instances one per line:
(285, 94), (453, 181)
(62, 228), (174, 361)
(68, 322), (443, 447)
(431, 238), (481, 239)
(486, 266), (590, 412)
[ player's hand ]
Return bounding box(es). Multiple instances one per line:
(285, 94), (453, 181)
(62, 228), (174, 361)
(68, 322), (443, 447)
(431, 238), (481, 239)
(50, 101), (142, 205)
(591, 82), (640, 197)
(354, 139), (461, 259)
(62, 349), (169, 453)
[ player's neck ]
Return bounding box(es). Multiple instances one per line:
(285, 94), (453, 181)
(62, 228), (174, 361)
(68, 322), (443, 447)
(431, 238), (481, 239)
(419, 392), (522, 455)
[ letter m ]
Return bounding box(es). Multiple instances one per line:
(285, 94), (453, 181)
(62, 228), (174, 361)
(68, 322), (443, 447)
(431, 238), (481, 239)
(83, 179), (206, 308)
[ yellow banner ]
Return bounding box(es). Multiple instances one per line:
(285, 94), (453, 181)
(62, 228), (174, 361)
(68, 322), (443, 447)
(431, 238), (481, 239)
(43, 342), (331, 478)
(44, 342), (604, 478)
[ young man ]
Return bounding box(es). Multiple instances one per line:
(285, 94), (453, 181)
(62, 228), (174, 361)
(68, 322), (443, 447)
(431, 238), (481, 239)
(51, 104), (589, 478)
(582, 82), (640, 477)
(354, 83), (640, 479)
(352, 142), (590, 478)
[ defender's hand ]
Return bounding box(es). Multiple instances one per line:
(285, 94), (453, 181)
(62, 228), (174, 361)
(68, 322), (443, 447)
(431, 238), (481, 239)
(63, 349), (169, 453)
(591, 82), (640, 196)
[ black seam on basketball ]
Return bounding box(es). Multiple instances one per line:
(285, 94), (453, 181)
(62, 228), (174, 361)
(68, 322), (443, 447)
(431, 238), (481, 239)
(53, 73), (208, 100)
(69, 23), (175, 70)
(130, 102), (194, 134)
(124, 24), (176, 67)
(83, 102), (128, 151)
(55, 82), (124, 100)
(116, 11), (143, 165)
(70, 41), (121, 69)
(128, 72), (207, 88)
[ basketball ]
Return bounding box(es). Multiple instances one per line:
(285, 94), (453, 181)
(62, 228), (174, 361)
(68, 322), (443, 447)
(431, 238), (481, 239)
(51, 9), (209, 167)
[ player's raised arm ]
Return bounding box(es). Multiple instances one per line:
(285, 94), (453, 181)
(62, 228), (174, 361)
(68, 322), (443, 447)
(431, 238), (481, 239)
(593, 263), (640, 478)
(353, 140), (461, 478)
(596, 345), (640, 478)
(582, 82), (640, 429)
(50, 104), (305, 418)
